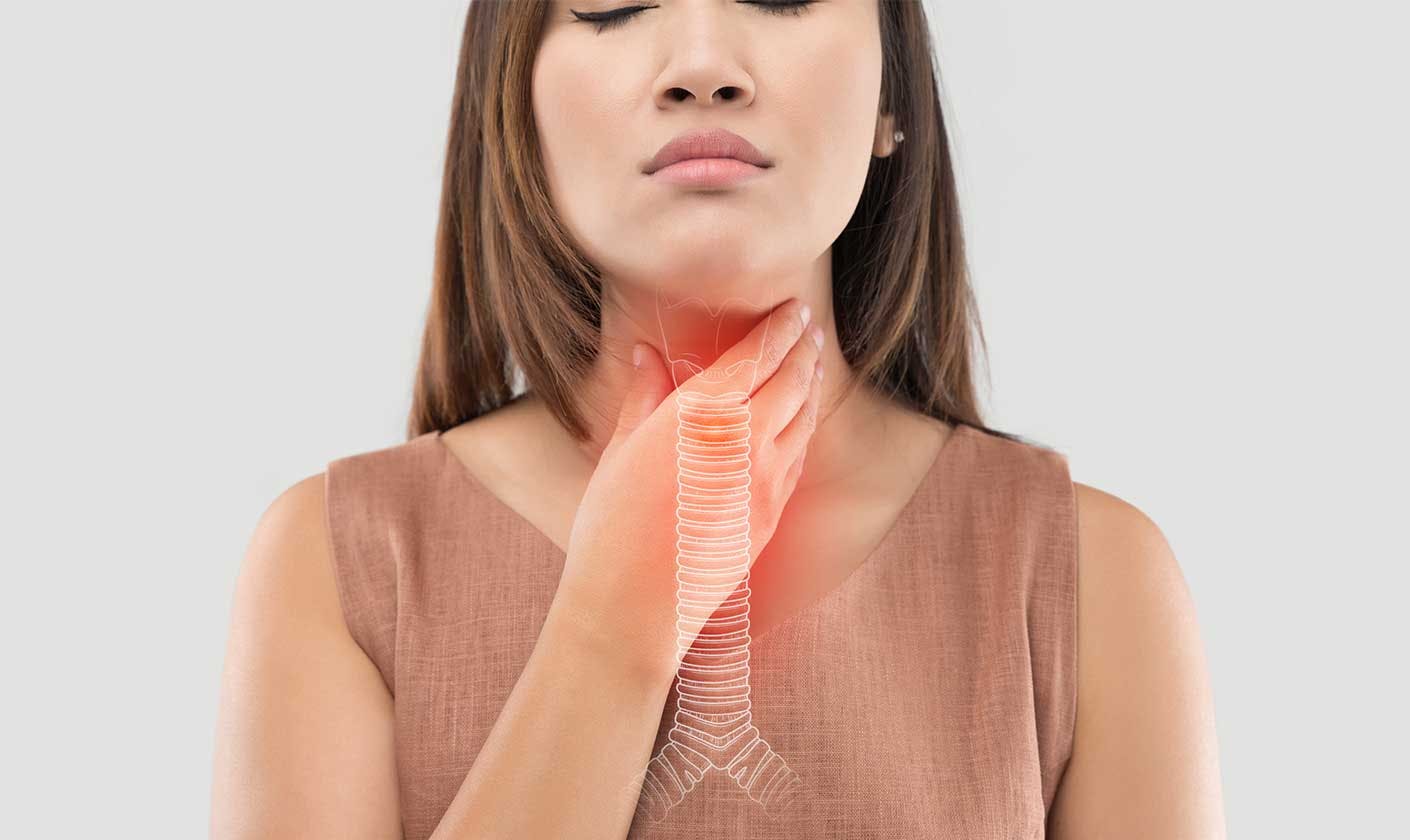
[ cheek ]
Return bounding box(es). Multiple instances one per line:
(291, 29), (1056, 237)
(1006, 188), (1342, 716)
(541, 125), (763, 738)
(532, 47), (638, 259)
(531, 52), (579, 205)
(769, 29), (884, 247)
(809, 30), (881, 165)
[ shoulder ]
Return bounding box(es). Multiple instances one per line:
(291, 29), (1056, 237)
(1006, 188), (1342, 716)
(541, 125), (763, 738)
(214, 473), (400, 835)
(237, 472), (341, 633)
(1068, 482), (1199, 689)
(242, 459), (404, 688)
(1049, 481), (1227, 836)
(1068, 481), (1197, 700)
(235, 469), (393, 640)
(1070, 481), (1190, 624)
(243, 472), (332, 589)
(226, 470), (364, 697)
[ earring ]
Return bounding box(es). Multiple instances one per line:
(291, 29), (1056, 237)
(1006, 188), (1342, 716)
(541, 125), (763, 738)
(892, 129), (905, 144)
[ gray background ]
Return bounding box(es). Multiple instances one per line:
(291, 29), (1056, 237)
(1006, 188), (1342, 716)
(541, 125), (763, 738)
(1, 1), (1405, 836)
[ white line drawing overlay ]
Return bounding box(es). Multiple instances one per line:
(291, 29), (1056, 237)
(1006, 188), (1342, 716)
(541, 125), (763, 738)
(622, 290), (806, 824)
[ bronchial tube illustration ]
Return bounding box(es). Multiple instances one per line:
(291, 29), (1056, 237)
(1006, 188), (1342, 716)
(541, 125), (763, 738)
(628, 291), (804, 823)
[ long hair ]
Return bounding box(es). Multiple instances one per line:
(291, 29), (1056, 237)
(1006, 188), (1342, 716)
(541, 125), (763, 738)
(408, 0), (1029, 448)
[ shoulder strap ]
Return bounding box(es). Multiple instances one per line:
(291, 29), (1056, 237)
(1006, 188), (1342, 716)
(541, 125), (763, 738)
(961, 429), (1079, 812)
(323, 433), (442, 694)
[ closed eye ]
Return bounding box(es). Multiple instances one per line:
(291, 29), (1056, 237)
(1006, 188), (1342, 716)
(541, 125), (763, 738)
(571, 1), (816, 34)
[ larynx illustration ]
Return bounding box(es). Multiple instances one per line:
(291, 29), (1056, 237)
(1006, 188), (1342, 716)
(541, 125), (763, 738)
(624, 290), (805, 824)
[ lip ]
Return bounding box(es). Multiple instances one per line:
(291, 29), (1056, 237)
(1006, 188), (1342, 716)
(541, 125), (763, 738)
(649, 157), (772, 188)
(643, 128), (775, 179)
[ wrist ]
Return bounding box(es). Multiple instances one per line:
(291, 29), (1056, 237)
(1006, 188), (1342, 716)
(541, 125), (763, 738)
(543, 590), (679, 692)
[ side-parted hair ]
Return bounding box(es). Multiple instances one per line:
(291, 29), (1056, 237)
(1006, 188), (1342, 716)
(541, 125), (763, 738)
(408, 0), (1027, 448)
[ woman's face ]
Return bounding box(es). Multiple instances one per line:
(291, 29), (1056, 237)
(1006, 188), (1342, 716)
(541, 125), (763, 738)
(533, 0), (889, 304)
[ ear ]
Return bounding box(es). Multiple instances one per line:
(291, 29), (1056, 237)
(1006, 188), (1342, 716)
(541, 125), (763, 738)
(873, 111), (899, 158)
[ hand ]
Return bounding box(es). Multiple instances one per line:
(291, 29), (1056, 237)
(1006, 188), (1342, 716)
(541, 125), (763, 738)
(549, 297), (824, 683)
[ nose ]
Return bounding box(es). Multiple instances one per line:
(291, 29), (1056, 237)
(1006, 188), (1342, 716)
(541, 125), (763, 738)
(652, 31), (757, 110)
(658, 80), (753, 107)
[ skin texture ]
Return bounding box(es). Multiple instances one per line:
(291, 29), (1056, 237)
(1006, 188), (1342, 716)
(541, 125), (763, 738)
(211, 1), (1227, 836)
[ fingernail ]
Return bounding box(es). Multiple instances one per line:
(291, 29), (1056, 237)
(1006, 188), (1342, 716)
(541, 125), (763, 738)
(632, 344), (644, 368)
(810, 324), (824, 349)
(814, 360), (824, 381)
(799, 303), (812, 328)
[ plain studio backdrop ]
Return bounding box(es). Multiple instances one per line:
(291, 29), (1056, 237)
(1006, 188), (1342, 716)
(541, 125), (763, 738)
(1, 1), (1404, 836)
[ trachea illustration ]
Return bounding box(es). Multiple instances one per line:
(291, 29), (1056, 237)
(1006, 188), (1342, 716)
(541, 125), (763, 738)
(626, 293), (805, 823)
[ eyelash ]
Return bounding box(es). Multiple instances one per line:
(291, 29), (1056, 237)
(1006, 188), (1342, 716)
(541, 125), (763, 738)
(571, 1), (816, 34)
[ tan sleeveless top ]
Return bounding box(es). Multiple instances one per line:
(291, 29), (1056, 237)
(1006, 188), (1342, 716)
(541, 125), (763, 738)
(324, 423), (1077, 838)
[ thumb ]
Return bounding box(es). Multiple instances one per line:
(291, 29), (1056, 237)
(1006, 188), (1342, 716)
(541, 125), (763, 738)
(613, 342), (674, 440)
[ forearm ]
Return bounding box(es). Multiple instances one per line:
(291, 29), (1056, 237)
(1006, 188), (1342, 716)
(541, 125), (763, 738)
(428, 596), (675, 840)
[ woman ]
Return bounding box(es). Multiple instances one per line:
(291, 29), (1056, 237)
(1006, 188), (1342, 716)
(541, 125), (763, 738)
(212, 2), (1226, 838)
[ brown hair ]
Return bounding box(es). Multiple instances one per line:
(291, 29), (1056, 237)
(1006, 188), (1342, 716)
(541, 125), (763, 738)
(407, 0), (1031, 448)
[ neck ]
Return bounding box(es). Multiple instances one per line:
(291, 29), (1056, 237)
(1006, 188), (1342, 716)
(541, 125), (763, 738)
(561, 257), (887, 491)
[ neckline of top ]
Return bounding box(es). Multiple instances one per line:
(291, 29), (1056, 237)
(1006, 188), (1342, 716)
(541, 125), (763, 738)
(427, 420), (975, 643)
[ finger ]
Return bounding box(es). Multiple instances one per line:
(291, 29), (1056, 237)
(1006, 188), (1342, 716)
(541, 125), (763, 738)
(611, 342), (674, 441)
(751, 321), (823, 440)
(773, 357), (823, 457)
(678, 298), (812, 399)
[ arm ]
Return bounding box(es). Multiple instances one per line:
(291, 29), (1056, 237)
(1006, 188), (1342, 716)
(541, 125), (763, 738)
(211, 474), (400, 839)
(1046, 483), (1228, 839)
(210, 473), (677, 840)
(426, 591), (675, 840)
